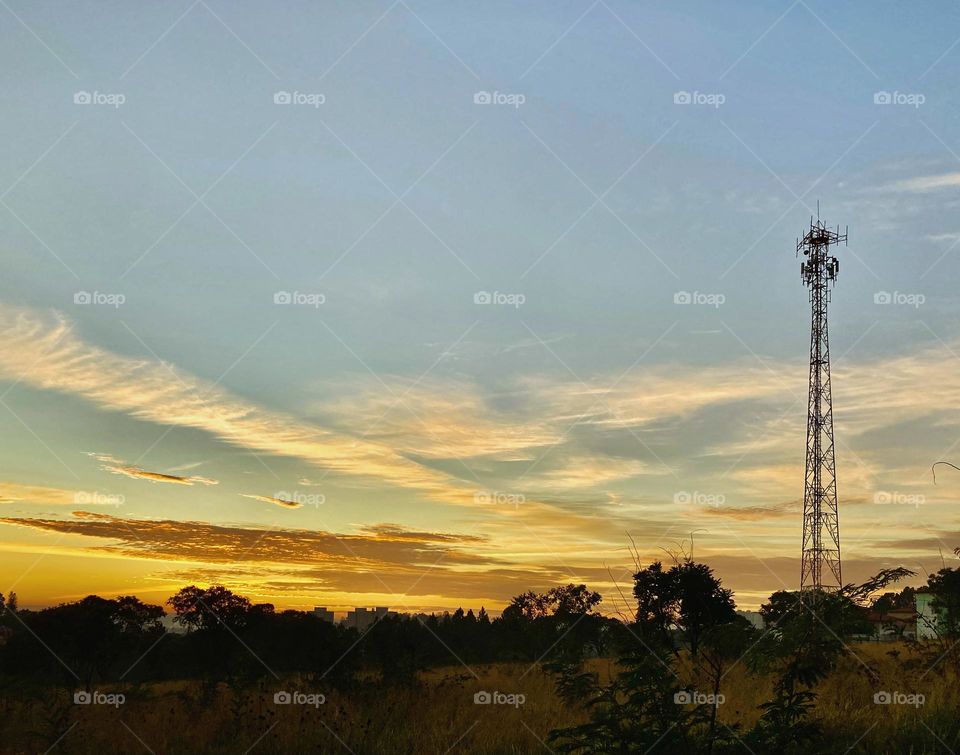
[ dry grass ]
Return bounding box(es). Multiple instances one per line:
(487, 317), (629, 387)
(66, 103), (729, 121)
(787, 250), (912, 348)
(703, 641), (960, 753)
(1, 644), (959, 753)
(0, 663), (583, 754)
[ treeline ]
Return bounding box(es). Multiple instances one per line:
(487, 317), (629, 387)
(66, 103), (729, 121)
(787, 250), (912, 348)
(0, 583), (625, 689)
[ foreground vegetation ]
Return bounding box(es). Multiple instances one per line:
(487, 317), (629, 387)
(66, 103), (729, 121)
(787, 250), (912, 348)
(2, 553), (960, 753)
(0, 647), (958, 754)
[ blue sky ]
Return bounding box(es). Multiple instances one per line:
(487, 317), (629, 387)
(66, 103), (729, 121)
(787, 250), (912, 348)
(3, 1), (960, 612)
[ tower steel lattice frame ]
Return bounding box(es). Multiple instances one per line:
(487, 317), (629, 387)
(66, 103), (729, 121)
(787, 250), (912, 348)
(797, 217), (846, 592)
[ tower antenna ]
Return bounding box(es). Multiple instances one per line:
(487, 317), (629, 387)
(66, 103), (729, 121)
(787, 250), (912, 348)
(796, 212), (846, 592)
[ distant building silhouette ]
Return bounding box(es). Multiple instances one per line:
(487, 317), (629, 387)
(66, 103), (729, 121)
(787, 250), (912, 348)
(313, 607), (335, 623)
(342, 606), (389, 631)
(862, 606), (917, 641)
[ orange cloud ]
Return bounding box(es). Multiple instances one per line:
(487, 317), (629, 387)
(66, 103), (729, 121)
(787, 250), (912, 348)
(104, 464), (218, 486)
(240, 493), (302, 509)
(0, 511), (567, 605)
(0, 482), (80, 505)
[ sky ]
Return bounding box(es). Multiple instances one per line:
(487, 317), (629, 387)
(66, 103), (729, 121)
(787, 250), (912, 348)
(3, 1), (960, 615)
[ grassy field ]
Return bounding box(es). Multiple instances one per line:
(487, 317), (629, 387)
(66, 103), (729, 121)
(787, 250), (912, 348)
(2, 644), (959, 753)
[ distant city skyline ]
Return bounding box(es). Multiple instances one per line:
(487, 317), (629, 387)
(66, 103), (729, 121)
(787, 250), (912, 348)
(3, 1), (960, 612)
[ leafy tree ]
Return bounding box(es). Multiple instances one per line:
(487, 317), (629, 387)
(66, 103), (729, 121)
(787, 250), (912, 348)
(549, 645), (690, 753)
(748, 568), (913, 751)
(550, 560), (743, 753)
(759, 590), (800, 628)
(748, 591), (844, 751)
(871, 585), (915, 615)
(501, 590), (553, 622)
(550, 584), (603, 617)
(115, 595), (165, 633)
(364, 615), (434, 685)
(634, 560), (737, 656)
(500, 584), (606, 661)
(696, 618), (756, 752)
(926, 566), (960, 638)
(912, 564), (960, 678)
(3, 595), (164, 687)
(167, 585), (252, 632)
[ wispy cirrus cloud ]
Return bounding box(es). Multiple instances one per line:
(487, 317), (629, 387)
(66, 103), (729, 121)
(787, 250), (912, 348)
(4, 303), (960, 535)
(699, 502), (797, 521)
(0, 305), (473, 504)
(105, 464), (219, 486)
(86, 452), (218, 486)
(527, 455), (662, 491)
(0, 481), (127, 507)
(240, 493), (302, 509)
(880, 172), (960, 193)
(318, 376), (561, 460)
(0, 481), (80, 505)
